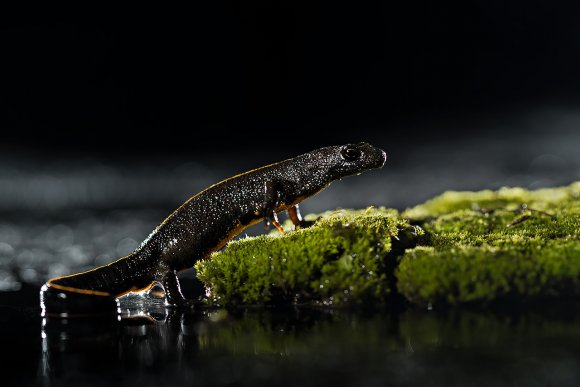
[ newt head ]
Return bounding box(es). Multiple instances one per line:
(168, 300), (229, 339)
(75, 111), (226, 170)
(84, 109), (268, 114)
(326, 142), (387, 180)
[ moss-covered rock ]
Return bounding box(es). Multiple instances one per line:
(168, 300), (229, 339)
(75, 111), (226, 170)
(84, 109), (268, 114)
(397, 182), (580, 306)
(195, 182), (580, 307)
(195, 208), (420, 306)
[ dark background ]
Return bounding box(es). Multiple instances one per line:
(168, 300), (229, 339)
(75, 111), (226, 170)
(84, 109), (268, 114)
(2, 2), (580, 157)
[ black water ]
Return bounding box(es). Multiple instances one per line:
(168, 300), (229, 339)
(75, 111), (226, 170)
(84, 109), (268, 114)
(4, 292), (580, 387)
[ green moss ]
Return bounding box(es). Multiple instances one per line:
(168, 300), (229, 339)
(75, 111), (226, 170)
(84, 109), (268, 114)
(397, 182), (580, 305)
(195, 208), (419, 306)
(403, 182), (580, 220)
(397, 241), (580, 305)
(195, 182), (580, 307)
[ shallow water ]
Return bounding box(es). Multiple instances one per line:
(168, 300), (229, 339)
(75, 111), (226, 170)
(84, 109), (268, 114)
(3, 300), (580, 387)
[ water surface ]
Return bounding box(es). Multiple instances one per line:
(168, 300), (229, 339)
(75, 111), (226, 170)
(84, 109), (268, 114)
(3, 300), (579, 387)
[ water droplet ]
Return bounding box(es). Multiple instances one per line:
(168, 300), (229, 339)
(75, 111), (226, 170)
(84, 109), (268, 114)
(0, 270), (21, 291)
(46, 224), (74, 250)
(20, 268), (38, 282)
(0, 242), (14, 264)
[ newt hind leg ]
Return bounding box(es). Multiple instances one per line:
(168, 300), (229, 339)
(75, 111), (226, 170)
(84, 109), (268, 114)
(157, 270), (191, 307)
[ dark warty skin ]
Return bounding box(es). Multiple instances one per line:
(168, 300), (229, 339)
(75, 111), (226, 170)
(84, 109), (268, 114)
(40, 142), (387, 315)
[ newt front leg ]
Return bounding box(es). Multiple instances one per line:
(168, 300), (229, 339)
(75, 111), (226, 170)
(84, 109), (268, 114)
(263, 181), (285, 233)
(287, 204), (315, 229)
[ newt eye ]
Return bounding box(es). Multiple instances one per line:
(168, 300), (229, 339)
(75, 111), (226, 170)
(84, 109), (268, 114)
(341, 147), (362, 162)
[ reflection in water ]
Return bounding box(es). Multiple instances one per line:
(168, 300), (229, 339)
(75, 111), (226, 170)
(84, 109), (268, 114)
(38, 306), (580, 387)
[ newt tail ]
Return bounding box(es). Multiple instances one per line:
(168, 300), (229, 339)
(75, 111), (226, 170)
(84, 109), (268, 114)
(40, 143), (387, 316)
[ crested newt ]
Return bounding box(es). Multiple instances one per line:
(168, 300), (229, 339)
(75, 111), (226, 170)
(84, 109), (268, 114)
(40, 143), (387, 315)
